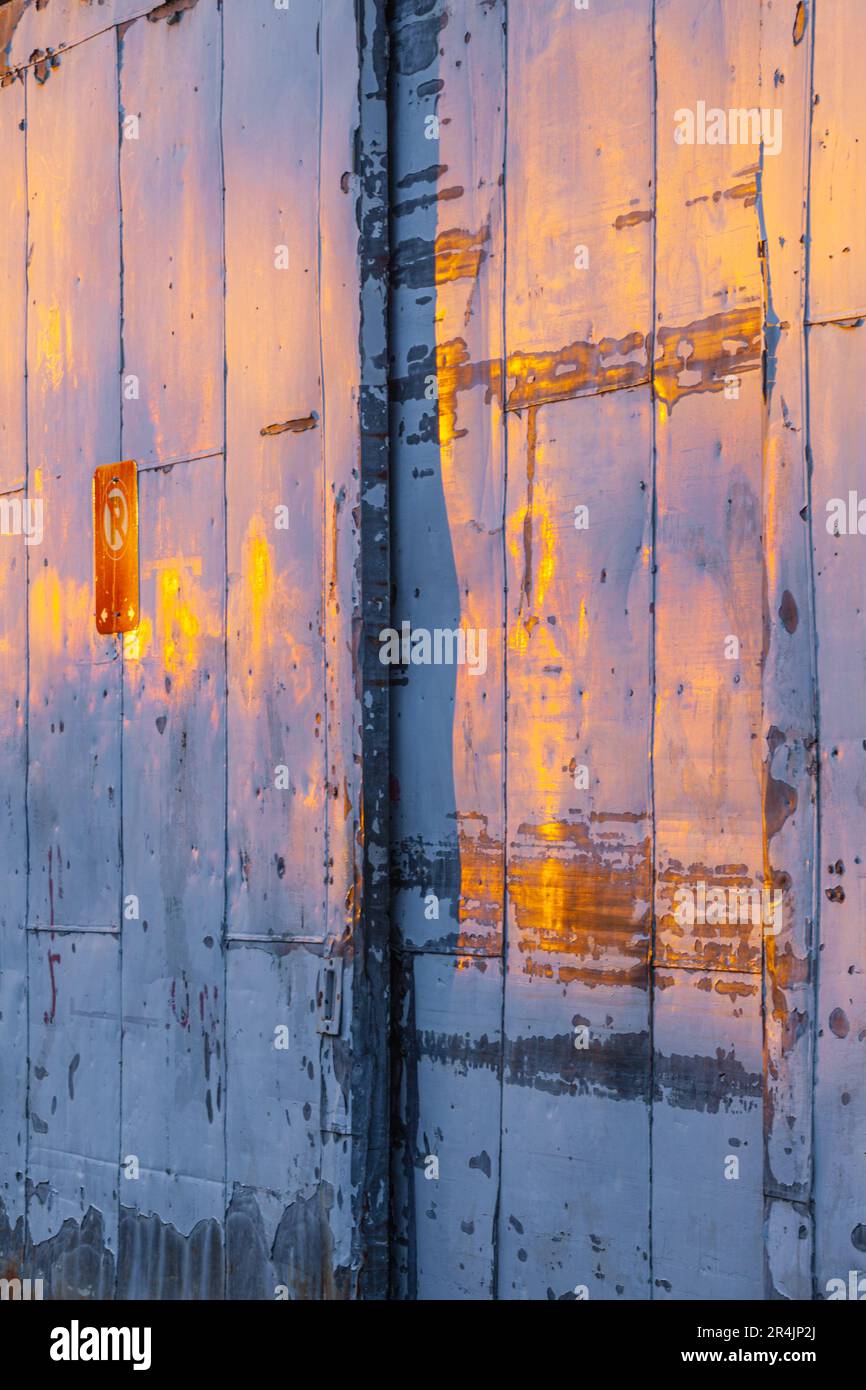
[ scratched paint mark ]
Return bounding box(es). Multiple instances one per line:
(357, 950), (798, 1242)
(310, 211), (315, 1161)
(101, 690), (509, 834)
(43, 945), (61, 1025)
(170, 974), (191, 1031)
(260, 413), (319, 437)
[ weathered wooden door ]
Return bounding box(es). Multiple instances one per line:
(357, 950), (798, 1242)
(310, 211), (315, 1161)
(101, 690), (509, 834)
(0, 0), (389, 1299)
(2, 0), (865, 1305)
(389, 0), (865, 1302)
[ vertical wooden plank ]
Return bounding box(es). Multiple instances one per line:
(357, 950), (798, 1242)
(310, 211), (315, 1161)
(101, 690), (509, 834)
(25, 31), (121, 1291)
(652, 0), (766, 1297)
(0, 526), (27, 1271)
(497, 0), (654, 1301)
(758, 0), (817, 1299)
(27, 931), (120, 1296)
(652, 970), (763, 1299)
(223, 0), (325, 944)
(392, 954), (502, 1300)
(118, 459), (226, 1298)
(114, 0), (225, 1300)
(224, 940), (336, 1298)
(506, 0), (653, 400)
(26, 31), (122, 931)
(390, 0), (505, 960)
(809, 0), (866, 323)
(0, 75), (26, 493)
(500, 390), (653, 1300)
(0, 73), (27, 1271)
(118, 0), (224, 467)
(811, 321), (866, 1296)
(388, 0), (506, 1298)
(319, 0), (391, 1295)
(222, 0), (379, 1300)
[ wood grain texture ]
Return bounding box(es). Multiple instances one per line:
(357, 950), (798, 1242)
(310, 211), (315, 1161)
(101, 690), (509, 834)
(119, 457), (226, 1291)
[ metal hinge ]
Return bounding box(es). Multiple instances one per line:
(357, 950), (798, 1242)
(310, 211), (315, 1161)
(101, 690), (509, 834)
(316, 956), (343, 1036)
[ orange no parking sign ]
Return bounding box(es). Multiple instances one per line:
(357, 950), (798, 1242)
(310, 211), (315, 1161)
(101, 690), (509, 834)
(93, 460), (139, 635)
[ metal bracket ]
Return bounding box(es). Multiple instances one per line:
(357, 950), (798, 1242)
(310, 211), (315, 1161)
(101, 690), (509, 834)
(316, 956), (343, 1036)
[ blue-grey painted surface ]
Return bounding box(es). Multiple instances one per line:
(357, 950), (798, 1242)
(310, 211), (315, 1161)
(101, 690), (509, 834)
(0, 0), (864, 1303)
(0, 0), (390, 1300)
(387, 0), (863, 1303)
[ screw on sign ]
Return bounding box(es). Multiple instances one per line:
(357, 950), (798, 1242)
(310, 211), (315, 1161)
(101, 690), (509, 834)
(93, 460), (139, 635)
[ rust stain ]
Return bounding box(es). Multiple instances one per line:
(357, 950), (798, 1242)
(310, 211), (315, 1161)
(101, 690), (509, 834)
(260, 413), (319, 437)
(430, 325), (651, 450)
(434, 223), (490, 285)
(657, 862), (766, 972)
(519, 406), (538, 619)
(397, 810), (651, 981)
(507, 816), (651, 988)
(793, 0), (807, 45)
(698, 976), (759, 1001)
(685, 168), (759, 210)
(453, 812), (502, 953)
(507, 330), (648, 411)
(435, 337), (502, 447)
(653, 305), (763, 414)
(614, 209), (653, 230)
